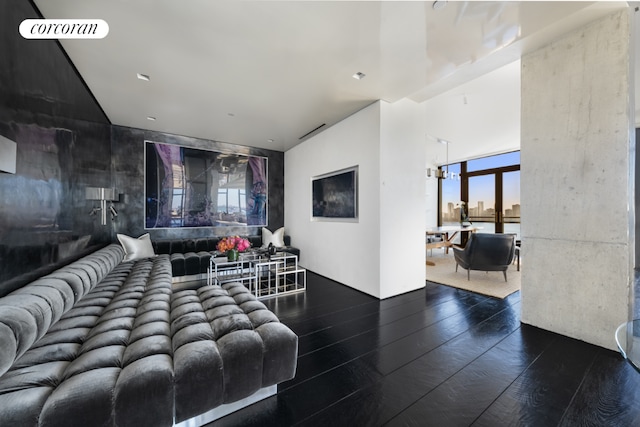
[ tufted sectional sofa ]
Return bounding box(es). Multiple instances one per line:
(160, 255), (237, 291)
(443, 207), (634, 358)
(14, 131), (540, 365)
(0, 243), (298, 426)
(152, 235), (300, 280)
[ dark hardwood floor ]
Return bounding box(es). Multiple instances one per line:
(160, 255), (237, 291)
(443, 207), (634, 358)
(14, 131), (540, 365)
(210, 272), (640, 426)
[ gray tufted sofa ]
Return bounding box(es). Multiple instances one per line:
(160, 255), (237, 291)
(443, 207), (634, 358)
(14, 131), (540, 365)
(0, 244), (298, 426)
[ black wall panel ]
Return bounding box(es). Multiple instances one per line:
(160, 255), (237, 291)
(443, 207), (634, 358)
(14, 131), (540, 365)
(0, 0), (286, 295)
(0, 0), (110, 124)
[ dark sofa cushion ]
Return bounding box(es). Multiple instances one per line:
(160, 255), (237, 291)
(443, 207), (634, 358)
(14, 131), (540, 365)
(194, 238), (210, 252)
(170, 253), (186, 277)
(153, 236), (300, 277)
(154, 240), (172, 255)
(184, 252), (201, 275)
(248, 235), (262, 248)
(182, 239), (196, 253)
(170, 240), (185, 254)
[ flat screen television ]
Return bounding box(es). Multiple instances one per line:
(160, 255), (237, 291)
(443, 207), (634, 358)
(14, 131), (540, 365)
(145, 141), (268, 228)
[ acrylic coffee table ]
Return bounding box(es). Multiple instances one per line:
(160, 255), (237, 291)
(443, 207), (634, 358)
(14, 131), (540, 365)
(208, 251), (306, 298)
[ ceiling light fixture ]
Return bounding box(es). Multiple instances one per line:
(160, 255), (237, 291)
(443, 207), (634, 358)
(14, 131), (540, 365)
(147, 116), (156, 121)
(267, 139), (274, 143)
(432, 0), (448, 10)
(136, 73), (150, 81)
(352, 72), (366, 80)
(426, 134), (458, 180)
(435, 138), (458, 180)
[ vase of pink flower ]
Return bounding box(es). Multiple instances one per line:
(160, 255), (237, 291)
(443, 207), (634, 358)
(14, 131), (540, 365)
(217, 236), (251, 261)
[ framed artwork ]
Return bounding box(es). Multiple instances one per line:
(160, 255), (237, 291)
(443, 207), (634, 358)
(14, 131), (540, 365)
(144, 140), (268, 228)
(311, 166), (358, 222)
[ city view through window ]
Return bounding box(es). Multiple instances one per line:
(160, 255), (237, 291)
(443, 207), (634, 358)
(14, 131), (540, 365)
(440, 151), (520, 240)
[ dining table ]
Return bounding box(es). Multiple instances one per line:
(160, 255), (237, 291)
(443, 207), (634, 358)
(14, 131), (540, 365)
(426, 225), (481, 266)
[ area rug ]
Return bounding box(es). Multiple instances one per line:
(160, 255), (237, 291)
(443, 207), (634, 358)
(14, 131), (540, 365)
(426, 253), (520, 299)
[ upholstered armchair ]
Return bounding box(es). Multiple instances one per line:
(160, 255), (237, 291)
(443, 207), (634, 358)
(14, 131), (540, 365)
(453, 233), (516, 281)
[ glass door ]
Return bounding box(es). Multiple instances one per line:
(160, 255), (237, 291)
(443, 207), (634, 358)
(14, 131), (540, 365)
(467, 171), (520, 237)
(468, 174), (496, 233)
(502, 171), (521, 240)
(437, 152), (520, 246)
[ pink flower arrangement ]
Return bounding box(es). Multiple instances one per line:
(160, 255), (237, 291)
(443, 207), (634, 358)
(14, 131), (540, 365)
(217, 236), (251, 253)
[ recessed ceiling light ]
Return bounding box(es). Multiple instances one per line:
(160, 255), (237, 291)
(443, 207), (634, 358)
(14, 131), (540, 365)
(147, 116), (156, 121)
(432, 0), (448, 10)
(352, 72), (366, 80)
(137, 73), (150, 81)
(267, 139), (274, 143)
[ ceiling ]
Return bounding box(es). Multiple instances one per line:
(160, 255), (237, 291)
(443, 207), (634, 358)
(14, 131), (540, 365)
(34, 1), (629, 153)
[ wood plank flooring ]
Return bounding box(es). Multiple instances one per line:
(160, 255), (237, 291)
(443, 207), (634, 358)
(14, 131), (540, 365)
(210, 272), (640, 426)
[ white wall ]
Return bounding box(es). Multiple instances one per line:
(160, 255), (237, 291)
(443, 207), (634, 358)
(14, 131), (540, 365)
(285, 102), (382, 298)
(425, 177), (439, 229)
(520, 10), (633, 350)
(379, 99), (427, 299)
(285, 99), (427, 299)
(423, 60), (521, 165)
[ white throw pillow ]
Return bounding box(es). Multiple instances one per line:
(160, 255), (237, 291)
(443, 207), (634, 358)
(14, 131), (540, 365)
(117, 233), (156, 262)
(262, 227), (285, 248)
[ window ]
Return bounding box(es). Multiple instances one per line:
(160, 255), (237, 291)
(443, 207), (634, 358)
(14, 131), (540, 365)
(438, 151), (520, 239)
(440, 163), (461, 225)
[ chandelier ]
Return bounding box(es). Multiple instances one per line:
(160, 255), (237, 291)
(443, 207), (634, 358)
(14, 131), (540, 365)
(426, 135), (460, 180)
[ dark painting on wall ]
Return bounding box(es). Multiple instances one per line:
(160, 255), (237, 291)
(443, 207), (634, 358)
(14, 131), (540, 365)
(312, 166), (358, 221)
(145, 141), (268, 228)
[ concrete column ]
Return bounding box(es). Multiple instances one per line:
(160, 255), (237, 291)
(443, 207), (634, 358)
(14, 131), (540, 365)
(520, 9), (633, 350)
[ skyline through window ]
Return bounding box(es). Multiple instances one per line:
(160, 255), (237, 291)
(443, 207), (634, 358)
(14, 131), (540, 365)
(439, 151), (520, 239)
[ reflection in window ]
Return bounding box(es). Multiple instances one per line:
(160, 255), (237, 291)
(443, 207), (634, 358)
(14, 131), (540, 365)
(218, 189), (247, 216)
(503, 171), (521, 239)
(170, 163), (185, 226)
(468, 174), (495, 223)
